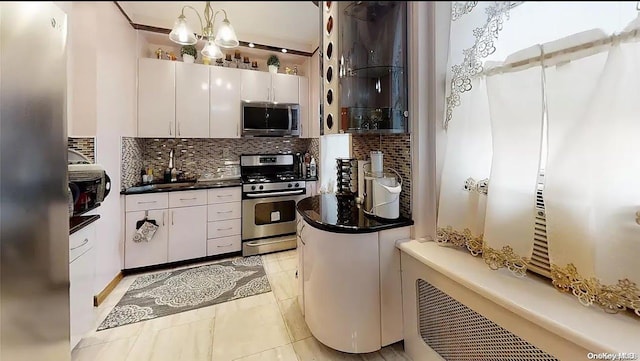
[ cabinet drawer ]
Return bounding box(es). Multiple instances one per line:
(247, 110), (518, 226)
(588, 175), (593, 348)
(208, 202), (241, 222)
(169, 190), (207, 208)
(207, 219), (241, 239)
(207, 235), (241, 256)
(208, 187), (241, 204)
(69, 224), (96, 263)
(126, 193), (169, 212)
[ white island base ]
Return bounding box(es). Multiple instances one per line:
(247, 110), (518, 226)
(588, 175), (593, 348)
(296, 217), (411, 353)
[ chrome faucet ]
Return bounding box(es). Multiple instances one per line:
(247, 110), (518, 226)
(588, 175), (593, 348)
(168, 148), (175, 169)
(164, 148), (177, 182)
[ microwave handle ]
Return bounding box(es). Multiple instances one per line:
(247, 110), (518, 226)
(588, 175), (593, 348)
(104, 173), (111, 198)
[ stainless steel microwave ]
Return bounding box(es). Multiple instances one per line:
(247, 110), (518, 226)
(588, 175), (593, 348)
(241, 101), (300, 137)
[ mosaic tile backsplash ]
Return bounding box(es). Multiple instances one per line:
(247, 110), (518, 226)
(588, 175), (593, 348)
(68, 137), (95, 163)
(121, 138), (319, 190)
(121, 137), (145, 190)
(351, 134), (412, 217)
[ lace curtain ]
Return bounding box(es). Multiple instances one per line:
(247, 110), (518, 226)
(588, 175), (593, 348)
(482, 64), (543, 276)
(436, 77), (492, 255)
(437, 2), (640, 317)
(544, 37), (640, 316)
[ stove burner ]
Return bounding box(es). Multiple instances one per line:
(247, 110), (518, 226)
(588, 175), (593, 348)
(244, 176), (271, 183)
(277, 174), (296, 181)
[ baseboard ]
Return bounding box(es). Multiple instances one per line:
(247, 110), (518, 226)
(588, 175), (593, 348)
(94, 272), (124, 307)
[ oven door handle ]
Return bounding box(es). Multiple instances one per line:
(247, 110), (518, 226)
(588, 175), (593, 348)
(245, 190), (305, 198)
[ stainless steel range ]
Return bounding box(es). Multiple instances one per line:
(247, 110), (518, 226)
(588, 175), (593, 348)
(241, 154), (306, 256)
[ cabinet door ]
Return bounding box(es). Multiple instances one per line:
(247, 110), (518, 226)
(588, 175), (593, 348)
(241, 69), (272, 102)
(176, 62), (210, 137)
(272, 74), (299, 103)
(298, 77), (310, 138)
(296, 216), (305, 314)
(125, 210), (169, 269)
(70, 246), (94, 350)
(138, 58), (175, 137)
(210, 67), (241, 138)
(168, 206), (207, 262)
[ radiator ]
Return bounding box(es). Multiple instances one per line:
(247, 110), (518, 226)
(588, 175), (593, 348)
(417, 279), (558, 361)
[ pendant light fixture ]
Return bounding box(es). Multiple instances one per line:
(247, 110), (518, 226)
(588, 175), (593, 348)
(168, 1), (239, 59)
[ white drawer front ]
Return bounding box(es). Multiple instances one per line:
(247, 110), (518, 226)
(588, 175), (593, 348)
(208, 202), (241, 222)
(69, 224), (95, 263)
(207, 219), (241, 239)
(208, 187), (241, 204)
(169, 190), (207, 208)
(126, 193), (169, 212)
(207, 235), (241, 256)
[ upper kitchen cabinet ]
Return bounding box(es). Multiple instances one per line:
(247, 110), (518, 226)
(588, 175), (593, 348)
(272, 73), (299, 103)
(240, 70), (299, 104)
(138, 58), (176, 137)
(338, 1), (408, 134)
(175, 62), (210, 137)
(210, 67), (242, 138)
(240, 70), (272, 102)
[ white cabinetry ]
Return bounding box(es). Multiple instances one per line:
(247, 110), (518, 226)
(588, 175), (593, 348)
(240, 70), (272, 102)
(272, 73), (299, 103)
(70, 223), (96, 350)
(241, 70), (299, 103)
(297, 218), (411, 353)
(168, 205), (207, 262)
(138, 58), (175, 137)
(302, 219), (381, 353)
(138, 61), (305, 138)
(207, 187), (242, 256)
(175, 62), (210, 137)
(124, 188), (241, 269)
(210, 67), (241, 138)
(125, 210), (169, 269)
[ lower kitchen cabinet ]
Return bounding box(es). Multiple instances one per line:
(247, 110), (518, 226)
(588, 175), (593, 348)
(70, 223), (96, 350)
(207, 235), (241, 256)
(124, 210), (169, 269)
(168, 206), (207, 262)
(124, 188), (241, 269)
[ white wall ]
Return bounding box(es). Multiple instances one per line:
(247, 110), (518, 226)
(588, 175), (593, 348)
(319, 134), (351, 193)
(408, 2), (450, 240)
(68, 2), (97, 137)
(93, 2), (137, 293)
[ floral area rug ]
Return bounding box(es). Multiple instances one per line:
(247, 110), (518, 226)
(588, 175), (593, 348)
(97, 256), (270, 330)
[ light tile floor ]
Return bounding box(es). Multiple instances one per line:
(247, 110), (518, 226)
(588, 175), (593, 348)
(72, 250), (411, 361)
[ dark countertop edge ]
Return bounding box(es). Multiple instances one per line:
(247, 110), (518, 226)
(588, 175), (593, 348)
(70, 215), (101, 235)
(120, 182), (242, 195)
(296, 207), (414, 234)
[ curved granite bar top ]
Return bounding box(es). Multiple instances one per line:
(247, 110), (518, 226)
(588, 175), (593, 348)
(296, 194), (413, 234)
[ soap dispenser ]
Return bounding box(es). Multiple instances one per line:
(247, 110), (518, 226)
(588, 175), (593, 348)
(309, 157), (317, 178)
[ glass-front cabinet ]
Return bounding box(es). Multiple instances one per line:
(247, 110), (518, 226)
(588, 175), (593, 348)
(338, 1), (408, 134)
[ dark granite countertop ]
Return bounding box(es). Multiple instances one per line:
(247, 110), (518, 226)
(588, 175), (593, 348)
(296, 194), (413, 234)
(70, 215), (100, 235)
(121, 179), (242, 195)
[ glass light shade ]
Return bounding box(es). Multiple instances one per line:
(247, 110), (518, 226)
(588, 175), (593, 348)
(201, 39), (223, 59)
(214, 18), (239, 48)
(169, 15), (197, 45)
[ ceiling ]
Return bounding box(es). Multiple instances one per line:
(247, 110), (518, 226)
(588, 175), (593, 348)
(117, 1), (320, 53)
